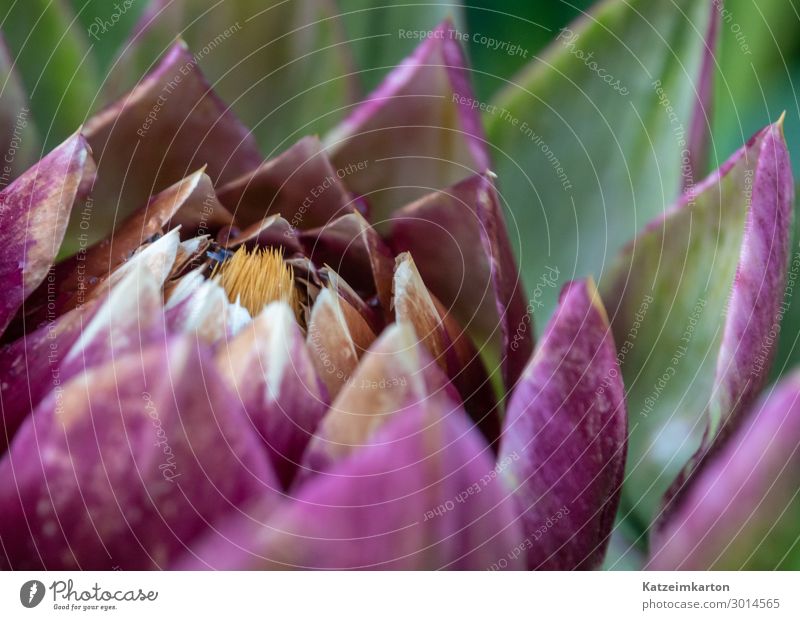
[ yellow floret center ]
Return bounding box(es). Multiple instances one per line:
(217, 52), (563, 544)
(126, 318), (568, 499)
(212, 246), (296, 316)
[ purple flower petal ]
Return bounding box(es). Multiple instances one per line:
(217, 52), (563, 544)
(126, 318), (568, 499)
(684, 0), (719, 189)
(176, 399), (524, 570)
(300, 211), (395, 317)
(82, 41), (261, 246)
(221, 214), (303, 256)
(23, 168), (232, 324)
(0, 265), (167, 454)
(305, 286), (377, 400)
(708, 120), (794, 440)
(217, 136), (354, 230)
(216, 302), (328, 488)
(0, 337), (279, 569)
(325, 19), (490, 223)
(0, 132), (92, 336)
(649, 371), (800, 569)
(389, 173), (533, 392)
(600, 119), (794, 527)
(164, 275), (250, 344)
(302, 322), (458, 475)
(393, 252), (499, 443)
(499, 279), (627, 570)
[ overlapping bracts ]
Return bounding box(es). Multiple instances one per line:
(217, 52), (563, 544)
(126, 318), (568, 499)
(0, 2), (797, 571)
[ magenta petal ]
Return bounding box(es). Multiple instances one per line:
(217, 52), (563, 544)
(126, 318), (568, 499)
(0, 337), (279, 570)
(0, 266), (167, 453)
(21, 168), (231, 326)
(389, 173), (532, 391)
(222, 214), (303, 256)
(0, 132), (92, 335)
(301, 323), (457, 474)
(325, 20), (489, 223)
(82, 41), (261, 245)
(601, 119), (794, 527)
(300, 211), (395, 317)
(216, 136), (353, 230)
(685, 0), (719, 188)
(649, 372), (800, 569)
(499, 280), (627, 570)
(178, 401), (524, 570)
(658, 119), (794, 524)
(216, 303), (328, 488)
(710, 121), (794, 436)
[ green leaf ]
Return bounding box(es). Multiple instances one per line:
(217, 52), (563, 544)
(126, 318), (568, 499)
(712, 0), (800, 172)
(485, 0), (714, 322)
(464, 0), (595, 101)
(0, 0), (99, 150)
(105, 0), (360, 154)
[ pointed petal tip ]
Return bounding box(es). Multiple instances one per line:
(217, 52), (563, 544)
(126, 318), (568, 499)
(258, 299), (295, 323)
(586, 276), (610, 325)
(559, 277), (610, 326)
(434, 17), (456, 32)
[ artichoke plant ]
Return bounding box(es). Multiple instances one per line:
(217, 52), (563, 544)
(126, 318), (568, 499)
(0, 0), (798, 571)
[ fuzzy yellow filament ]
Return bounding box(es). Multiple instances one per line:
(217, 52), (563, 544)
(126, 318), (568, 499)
(212, 246), (296, 316)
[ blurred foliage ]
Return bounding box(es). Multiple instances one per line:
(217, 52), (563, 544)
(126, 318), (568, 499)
(0, 0), (99, 149)
(464, 0), (595, 100)
(486, 0), (714, 318)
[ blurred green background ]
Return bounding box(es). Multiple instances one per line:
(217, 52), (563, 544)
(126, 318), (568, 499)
(3, 0), (797, 167)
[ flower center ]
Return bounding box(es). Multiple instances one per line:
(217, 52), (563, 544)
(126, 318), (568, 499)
(211, 246), (297, 316)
